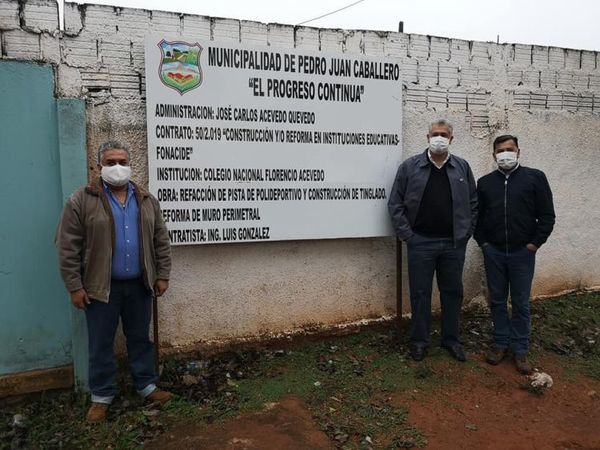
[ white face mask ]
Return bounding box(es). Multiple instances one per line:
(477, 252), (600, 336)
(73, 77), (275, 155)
(496, 151), (519, 170)
(101, 164), (131, 186)
(429, 136), (450, 155)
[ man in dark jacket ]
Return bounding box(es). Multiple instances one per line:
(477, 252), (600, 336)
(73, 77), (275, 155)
(475, 135), (555, 374)
(388, 120), (477, 362)
(56, 141), (173, 423)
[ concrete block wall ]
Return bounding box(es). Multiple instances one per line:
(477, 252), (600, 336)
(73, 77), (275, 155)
(3, 0), (599, 349)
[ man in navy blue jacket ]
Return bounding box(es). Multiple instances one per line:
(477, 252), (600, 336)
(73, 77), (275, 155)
(475, 135), (555, 374)
(388, 120), (478, 362)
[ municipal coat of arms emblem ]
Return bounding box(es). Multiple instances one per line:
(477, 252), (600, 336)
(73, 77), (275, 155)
(157, 40), (203, 95)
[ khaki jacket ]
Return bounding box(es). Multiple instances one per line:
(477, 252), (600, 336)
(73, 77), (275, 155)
(56, 178), (171, 302)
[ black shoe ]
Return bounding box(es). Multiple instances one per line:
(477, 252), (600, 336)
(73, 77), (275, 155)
(409, 345), (427, 361)
(443, 344), (467, 362)
(485, 345), (508, 365)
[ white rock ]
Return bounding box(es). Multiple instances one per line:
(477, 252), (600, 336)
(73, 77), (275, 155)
(529, 371), (553, 388)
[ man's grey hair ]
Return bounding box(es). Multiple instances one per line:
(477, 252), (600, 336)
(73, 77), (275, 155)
(429, 119), (453, 135)
(97, 140), (131, 163)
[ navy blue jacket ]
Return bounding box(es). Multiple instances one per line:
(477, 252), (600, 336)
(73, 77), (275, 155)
(387, 150), (478, 245)
(474, 165), (555, 251)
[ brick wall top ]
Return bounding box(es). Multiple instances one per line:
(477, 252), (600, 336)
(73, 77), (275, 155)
(1, 0), (598, 114)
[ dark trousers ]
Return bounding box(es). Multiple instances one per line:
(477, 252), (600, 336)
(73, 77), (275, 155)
(406, 234), (466, 348)
(85, 278), (157, 399)
(482, 244), (536, 356)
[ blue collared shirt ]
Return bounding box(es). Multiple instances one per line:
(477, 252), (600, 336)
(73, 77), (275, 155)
(104, 182), (141, 279)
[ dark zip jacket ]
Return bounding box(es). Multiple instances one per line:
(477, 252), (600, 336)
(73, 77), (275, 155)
(474, 165), (555, 252)
(388, 150), (478, 246)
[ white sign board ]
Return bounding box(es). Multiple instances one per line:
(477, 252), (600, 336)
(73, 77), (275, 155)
(145, 36), (402, 245)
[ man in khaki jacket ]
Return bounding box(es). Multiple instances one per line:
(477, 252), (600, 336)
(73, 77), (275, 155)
(56, 140), (172, 423)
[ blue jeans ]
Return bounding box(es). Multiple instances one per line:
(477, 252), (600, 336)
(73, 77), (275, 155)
(406, 234), (467, 348)
(85, 278), (157, 402)
(482, 244), (536, 356)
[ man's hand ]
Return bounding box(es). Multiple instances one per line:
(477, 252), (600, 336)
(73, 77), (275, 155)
(70, 288), (90, 309)
(154, 279), (169, 296)
(526, 243), (539, 252)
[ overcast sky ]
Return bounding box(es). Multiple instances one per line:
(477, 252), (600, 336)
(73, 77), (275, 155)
(68, 0), (599, 51)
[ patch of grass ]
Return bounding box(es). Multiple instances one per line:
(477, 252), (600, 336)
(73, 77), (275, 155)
(371, 354), (414, 392)
(0, 390), (154, 450)
(164, 396), (204, 419)
(532, 292), (600, 379)
(236, 364), (322, 411)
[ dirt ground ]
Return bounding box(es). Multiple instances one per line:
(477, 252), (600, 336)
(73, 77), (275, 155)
(146, 395), (333, 450)
(147, 352), (600, 450)
(394, 355), (600, 450)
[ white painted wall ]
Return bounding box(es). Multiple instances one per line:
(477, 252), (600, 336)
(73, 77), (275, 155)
(3, 0), (599, 349)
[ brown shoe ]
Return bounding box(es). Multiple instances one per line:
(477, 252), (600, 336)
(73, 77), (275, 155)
(515, 355), (533, 375)
(485, 345), (508, 365)
(146, 388), (173, 404)
(86, 402), (109, 423)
